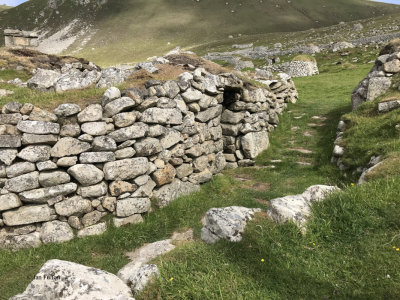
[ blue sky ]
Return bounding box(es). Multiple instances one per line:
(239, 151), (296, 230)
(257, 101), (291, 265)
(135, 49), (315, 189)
(372, 0), (400, 4)
(1, 0), (28, 6)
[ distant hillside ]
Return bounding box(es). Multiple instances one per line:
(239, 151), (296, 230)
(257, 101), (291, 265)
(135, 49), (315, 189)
(0, 0), (397, 65)
(0, 5), (11, 12)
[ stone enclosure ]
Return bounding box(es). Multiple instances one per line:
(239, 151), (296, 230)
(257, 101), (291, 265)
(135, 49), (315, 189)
(4, 29), (39, 49)
(0, 67), (297, 249)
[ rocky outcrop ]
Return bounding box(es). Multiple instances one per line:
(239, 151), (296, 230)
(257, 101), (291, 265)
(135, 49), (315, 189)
(10, 259), (135, 300)
(351, 48), (400, 110)
(201, 206), (261, 244)
(0, 67), (297, 250)
(267, 185), (340, 229)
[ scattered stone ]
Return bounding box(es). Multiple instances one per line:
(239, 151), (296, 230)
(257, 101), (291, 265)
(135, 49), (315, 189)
(201, 206), (261, 244)
(267, 185), (339, 228)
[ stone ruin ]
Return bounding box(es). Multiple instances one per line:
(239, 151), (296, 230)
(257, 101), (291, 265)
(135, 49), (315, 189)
(0, 67), (298, 249)
(265, 59), (319, 78)
(4, 29), (39, 49)
(333, 42), (400, 180)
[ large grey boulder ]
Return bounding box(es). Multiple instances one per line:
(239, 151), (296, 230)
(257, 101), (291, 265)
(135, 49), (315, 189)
(118, 239), (175, 284)
(267, 185), (339, 228)
(40, 221), (74, 244)
(97, 68), (133, 89)
(27, 69), (61, 91)
(55, 69), (101, 92)
(240, 131), (269, 159)
(2, 204), (53, 226)
(366, 77), (392, 102)
(128, 264), (159, 294)
(10, 259), (135, 300)
(201, 206), (261, 244)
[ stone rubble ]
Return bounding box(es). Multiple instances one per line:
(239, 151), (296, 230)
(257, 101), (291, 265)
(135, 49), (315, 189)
(0, 66), (297, 249)
(267, 185), (340, 228)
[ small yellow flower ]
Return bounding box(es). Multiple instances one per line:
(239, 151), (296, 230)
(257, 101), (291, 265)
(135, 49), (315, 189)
(261, 259), (265, 263)
(396, 248), (399, 252)
(169, 277), (174, 281)
(350, 183), (355, 187)
(393, 246), (396, 249)
(313, 243), (316, 246)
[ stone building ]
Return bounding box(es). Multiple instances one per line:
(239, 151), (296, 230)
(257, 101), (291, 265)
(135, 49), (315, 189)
(4, 29), (39, 49)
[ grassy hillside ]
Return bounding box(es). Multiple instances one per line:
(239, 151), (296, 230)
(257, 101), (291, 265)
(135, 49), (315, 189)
(0, 5), (10, 13)
(0, 0), (397, 65)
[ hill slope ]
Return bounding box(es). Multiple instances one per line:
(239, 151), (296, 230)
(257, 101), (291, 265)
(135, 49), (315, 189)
(0, 0), (398, 65)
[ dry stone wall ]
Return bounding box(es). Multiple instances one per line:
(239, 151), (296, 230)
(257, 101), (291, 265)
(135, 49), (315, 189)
(0, 67), (297, 249)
